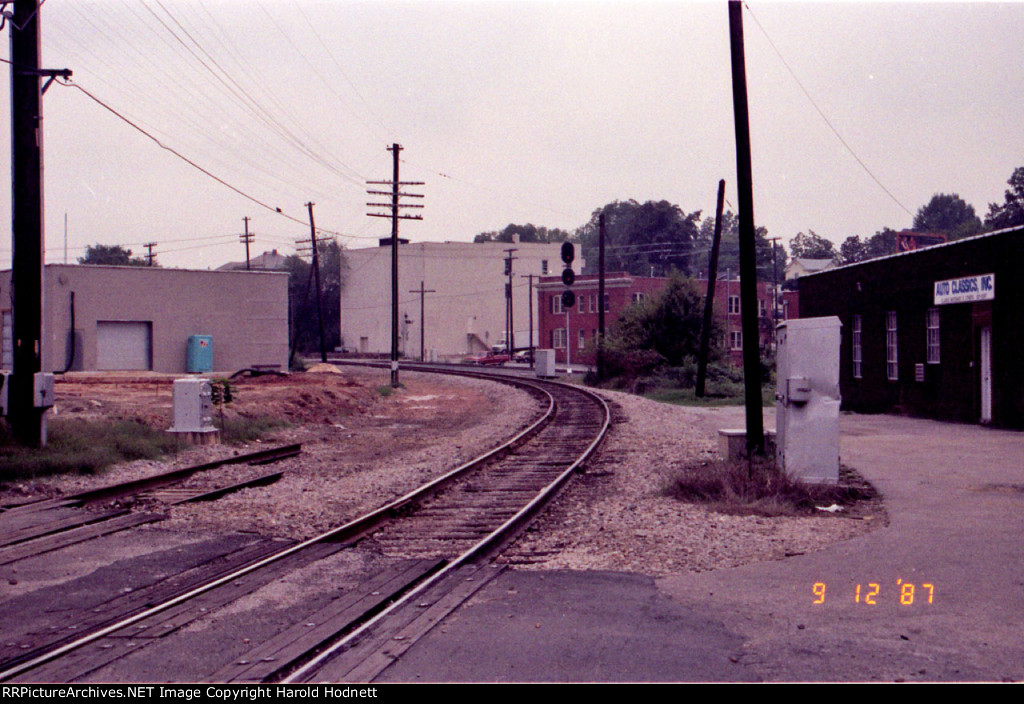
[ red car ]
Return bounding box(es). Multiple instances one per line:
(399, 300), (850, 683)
(463, 351), (510, 366)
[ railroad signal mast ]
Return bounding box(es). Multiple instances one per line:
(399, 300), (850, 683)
(367, 144), (423, 388)
(560, 242), (576, 373)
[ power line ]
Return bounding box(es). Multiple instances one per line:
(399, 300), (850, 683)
(743, 2), (913, 218)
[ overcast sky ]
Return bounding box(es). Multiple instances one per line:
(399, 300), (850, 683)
(1, 0), (1021, 270)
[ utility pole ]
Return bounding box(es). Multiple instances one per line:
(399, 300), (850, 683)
(240, 216), (253, 270)
(304, 203), (327, 363)
(8, 1), (70, 447)
(526, 274), (535, 368)
(769, 236), (781, 347)
(408, 281), (435, 361)
(504, 248), (517, 356)
(367, 144), (423, 387)
(143, 242), (157, 266)
(597, 214), (606, 381)
(697, 179), (726, 397)
(729, 0), (765, 460)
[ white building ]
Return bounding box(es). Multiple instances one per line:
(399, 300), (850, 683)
(340, 240), (575, 361)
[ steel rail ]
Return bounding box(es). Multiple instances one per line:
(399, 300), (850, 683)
(0, 373), (557, 682)
(283, 377), (611, 683)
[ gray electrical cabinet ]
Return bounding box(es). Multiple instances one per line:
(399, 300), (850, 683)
(170, 378), (215, 433)
(776, 316), (841, 484)
(535, 349), (556, 378)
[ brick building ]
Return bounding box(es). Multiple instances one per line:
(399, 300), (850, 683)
(536, 272), (776, 365)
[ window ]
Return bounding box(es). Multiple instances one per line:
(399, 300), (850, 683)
(603, 293), (610, 312)
(578, 294), (585, 313)
(759, 299), (767, 317)
(552, 328), (567, 349)
(926, 308), (940, 364)
(589, 295), (596, 313)
(632, 292), (644, 304)
(541, 260), (549, 275)
(728, 295), (740, 314)
(886, 311), (898, 380)
(578, 329), (586, 349)
(852, 315), (862, 379)
(552, 294), (562, 315)
(730, 330), (742, 350)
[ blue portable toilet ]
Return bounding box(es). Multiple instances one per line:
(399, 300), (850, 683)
(187, 335), (214, 373)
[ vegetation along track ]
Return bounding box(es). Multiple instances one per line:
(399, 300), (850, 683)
(0, 365), (610, 683)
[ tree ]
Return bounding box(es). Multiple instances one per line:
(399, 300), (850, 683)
(284, 239), (347, 356)
(473, 223), (571, 244)
(696, 210), (785, 283)
(788, 230), (836, 261)
(609, 273), (705, 368)
(78, 244), (150, 266)
(839, 235), (867, 265)
(984, 166), (1024, 231)
(576, 200), (703, 277)
(913, 193), (982, 240)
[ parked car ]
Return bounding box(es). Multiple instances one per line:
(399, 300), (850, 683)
(512, 349), (532, 363)
(463, 351), (510, 366)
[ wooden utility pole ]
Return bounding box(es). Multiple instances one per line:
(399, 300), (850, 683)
(527, 274), (535, 367)
(305, 203), (327, 363)
(597, 214), (606, 381)
(729, 0), (765, 458)
(504, 248), (517, 355)
(408, 282), (435, 361)
(696, 179), (726, 397)
(367, 144), (423, 387)
(240, 216), (253, 270)
(9, 1), (70, 447)
(143, 242), (157, 266)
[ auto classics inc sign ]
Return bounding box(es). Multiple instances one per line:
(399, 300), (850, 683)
(934, 274), (995, 305)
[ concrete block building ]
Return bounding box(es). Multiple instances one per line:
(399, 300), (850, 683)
(799, 226), (1024, 428)
(340, 240), (572, 360)
(1, 264), (289, 374)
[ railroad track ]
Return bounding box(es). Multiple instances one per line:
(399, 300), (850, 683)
(0, 366), (609, 683)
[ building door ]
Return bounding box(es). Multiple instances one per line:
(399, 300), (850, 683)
(980, 326), (992, 423)
(1, 311), (11, 370)
(97, 321), (152, 371)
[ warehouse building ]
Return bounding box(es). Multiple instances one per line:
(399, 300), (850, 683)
(798, 226), (1024, 428)
(1, 264), (289, 374)
(340, 240), (571, 360)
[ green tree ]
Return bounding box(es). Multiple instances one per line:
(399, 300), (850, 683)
(284, 239), (347, 356)
(913, 193), (982, 240)
(789, 230), (837, 260)
(576, 200), (703, 277)
(473, 223), (571, 244)
(695, 210), (785, 283)
(835, 228), (900, 265)
(608, 273), (705, 368)
(984, 166), (1024, 230)
(78, 244), (150, 266)
(838, 235), (867, 264)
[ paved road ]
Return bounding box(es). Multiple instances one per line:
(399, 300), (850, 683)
(378, 413), (1024, 682)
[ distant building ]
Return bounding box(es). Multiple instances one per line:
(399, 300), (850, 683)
(536, 272), (775, 365)
(218, 249), (289, 272)
(1, 264), (288, 374)
(799, 226), (1024, 428)
(785, 257), (835, 282)
(339, 240), (573, 360)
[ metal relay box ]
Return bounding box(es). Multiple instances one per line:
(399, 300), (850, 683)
(170, 378), (215, 433)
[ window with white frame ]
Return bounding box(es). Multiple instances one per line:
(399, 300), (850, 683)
(852, 315), (862, 379)
(578, 329), (586, 349)
(552, 294), (562, 315)
(728, 295), (740, 314)
(632, 292), (644, 304)
(578, 294), (585, 313)
(886, 311), (898, 380)
(730, 330), (742, 350)
(759, 299), (767, 317)
(552, 328), (567, 349)
(589, 295), (596, 313)
(926, 308), (940, 364)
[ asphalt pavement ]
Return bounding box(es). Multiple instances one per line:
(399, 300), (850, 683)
(377, 412), (1024, 683)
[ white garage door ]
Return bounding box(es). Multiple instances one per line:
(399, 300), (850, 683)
(97, 321), (152, 371)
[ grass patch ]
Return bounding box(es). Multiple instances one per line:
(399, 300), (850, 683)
(376, 385), (394, 397)
(0, 418), (186, 482)
(665, 457), (878, 518)
(643, 385), (775, 407)
(220, 416), (290, 443)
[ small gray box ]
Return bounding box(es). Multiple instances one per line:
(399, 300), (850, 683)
(171, 378), (215, 433)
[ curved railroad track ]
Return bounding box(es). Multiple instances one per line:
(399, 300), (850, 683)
(0, 365), (610, 683)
